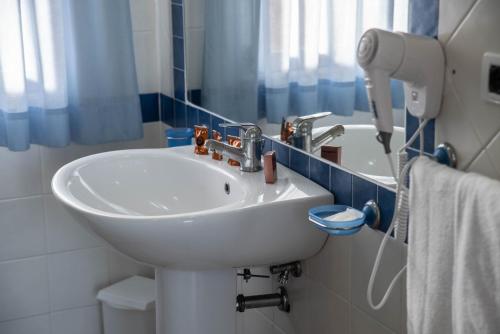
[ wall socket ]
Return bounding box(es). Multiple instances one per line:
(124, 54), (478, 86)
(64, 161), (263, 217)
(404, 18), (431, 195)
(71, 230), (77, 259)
(481, 52), (500, 105)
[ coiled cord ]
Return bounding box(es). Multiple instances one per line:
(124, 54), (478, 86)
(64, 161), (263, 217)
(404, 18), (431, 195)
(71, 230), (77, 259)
(367, 118), (428, 310)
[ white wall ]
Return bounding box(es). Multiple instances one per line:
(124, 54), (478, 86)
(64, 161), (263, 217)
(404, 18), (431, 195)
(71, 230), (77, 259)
(237, 227), (407, 334)
(0, 2), (167, 333)
(436, 0), (500, 179)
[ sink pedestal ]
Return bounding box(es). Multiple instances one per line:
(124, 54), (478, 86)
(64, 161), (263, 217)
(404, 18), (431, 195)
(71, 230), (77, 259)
(155, 268), (237, 334)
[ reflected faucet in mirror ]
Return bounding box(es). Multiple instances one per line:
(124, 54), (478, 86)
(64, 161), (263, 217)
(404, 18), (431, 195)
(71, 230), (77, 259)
(205, 123), (263, 172)
(281, 112), (345, 154)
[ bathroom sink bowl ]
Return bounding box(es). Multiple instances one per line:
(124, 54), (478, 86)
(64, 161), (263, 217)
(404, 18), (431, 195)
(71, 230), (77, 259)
(51, 145), (331, 270)
(313, 125), (405, 186)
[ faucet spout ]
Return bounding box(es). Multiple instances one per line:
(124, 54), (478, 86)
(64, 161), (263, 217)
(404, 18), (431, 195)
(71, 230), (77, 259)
(205, 140), (245, 163)
(311, 124), (345, 153)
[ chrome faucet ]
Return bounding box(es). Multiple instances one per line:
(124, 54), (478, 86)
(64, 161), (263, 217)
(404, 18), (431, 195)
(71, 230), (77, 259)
(205, 123), (263, 172)
(287, 112), (345, 153)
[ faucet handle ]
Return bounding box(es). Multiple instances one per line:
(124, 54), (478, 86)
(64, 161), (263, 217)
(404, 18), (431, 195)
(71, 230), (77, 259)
(292, 112), (332, 129)
(219, 123), (262, 140)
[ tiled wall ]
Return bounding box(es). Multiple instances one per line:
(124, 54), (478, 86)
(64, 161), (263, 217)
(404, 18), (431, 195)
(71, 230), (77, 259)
(0, 2), (165, 333)
(163, 1), (411, 333)
(436, 0), (500, 180)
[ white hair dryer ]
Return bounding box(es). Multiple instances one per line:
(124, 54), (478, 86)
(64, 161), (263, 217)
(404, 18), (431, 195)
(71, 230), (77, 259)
(357, 28), (445, 154)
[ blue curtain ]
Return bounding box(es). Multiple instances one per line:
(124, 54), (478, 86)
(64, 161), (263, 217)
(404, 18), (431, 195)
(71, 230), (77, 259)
(0, 0), (142, 151)
(201, 0), (409, 124)
(201, 0), (261, 124)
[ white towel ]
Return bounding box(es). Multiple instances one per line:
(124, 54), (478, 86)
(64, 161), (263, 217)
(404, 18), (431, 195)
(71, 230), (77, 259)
(408, 157), (500, 334)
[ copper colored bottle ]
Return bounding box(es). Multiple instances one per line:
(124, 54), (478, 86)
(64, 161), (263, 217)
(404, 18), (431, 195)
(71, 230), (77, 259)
(194, 125), (209, 155)
(264, 151), (277, 184)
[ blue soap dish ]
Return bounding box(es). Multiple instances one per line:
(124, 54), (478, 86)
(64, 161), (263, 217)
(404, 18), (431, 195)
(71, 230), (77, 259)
(308, 200), (380, 236)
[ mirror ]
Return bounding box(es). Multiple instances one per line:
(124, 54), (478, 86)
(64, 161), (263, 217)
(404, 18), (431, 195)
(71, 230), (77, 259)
(184, 0), (411, 185)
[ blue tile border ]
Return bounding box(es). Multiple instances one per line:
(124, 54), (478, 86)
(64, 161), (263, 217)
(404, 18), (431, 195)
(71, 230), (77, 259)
(174, 69), (185, 101)
(352, 175), (378, 211)
(309, 158), (330, 190)
(290, 149), (310, 178)
(330, 166), (353, 206)
(171, 3), (184, 38)
(173, 37), (185, 70)
(174, 100), (186, 127)
(272, 141), (290, 167)
(160, 94), (174, 125)
(139, 93), (159, 123)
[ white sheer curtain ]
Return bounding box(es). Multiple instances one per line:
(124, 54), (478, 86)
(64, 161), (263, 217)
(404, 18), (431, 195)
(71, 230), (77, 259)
(258, 0), (409, 122)
(0, 0), (142, 151)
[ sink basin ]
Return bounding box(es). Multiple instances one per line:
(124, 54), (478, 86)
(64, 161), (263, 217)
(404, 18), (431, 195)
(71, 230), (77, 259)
(313, 125), (405, 186)
(52, 145), (332, 334)
(51, 145), (331, 270)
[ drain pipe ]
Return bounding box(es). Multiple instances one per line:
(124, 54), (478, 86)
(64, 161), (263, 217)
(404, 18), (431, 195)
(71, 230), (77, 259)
(236, 287), (290, 313)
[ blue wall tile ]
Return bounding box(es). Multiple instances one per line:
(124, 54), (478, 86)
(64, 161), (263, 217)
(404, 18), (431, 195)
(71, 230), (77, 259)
(171, 4), (184, 38)
(211, 115), (225, 138)
(198, 110), (211, 130)
(172, 0), (182, 6)
(273, 142), (290, 167)
(186, 105), (199, 129)
(161, 94), (174, 125)
(225, 126), (240, 139)
(330, 166), (352, 206)
(290, 149), (309, 178)
(174, 100), (186, 127)
(173, 37), (184, 69)
(352, 175), (377, 211)
(262, 137), (272, 154)
(377, 186), (396, 233)
(139, 93), (159, 123)
(174, 69), (185, 101)
(310, 158), (330, 190)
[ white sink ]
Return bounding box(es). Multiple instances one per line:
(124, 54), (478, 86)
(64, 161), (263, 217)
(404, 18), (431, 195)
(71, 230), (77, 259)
(52, 145), (332, 334)
(313, 125), (405, 186)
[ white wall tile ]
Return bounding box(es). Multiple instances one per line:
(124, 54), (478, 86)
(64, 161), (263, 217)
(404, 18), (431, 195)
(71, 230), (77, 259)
(44, 195), (104, 253)
(51, 305), (102, 334)
(438, 0), (500, 173)
(351, 306), (396, 334)
(107, 248), (154, 284)
(272, 276), (309, 334)
(350, 227), (403, 333)
(184, 0), (205, 29)
(158, 0), (174, 96)
(484, 131), (500, 177)
(0, 146), (42, 200)
(0, 314), (50, 334)
(438, 0), (478, 43)
(134, 31), (160, 94)
(48, 247), (109, 311)
(241, 266), (275, 321)
(436, 83), (484, 169)
(130, 0), (156, 32)
(0, 257), (49, 322)
(307, 279), (349, 334)
(0, 196), (45, 261)
(306, 236), (351, 301)
(466, 148), (500, 179)
(242, 310), (275, 334)
(186, 28), (204, 90)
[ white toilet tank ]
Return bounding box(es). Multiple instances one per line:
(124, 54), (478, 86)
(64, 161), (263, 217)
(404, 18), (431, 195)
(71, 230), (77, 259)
(97, 276), (156, 334)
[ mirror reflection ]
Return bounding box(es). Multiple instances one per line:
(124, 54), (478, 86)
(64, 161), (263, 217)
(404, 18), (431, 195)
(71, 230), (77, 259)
(185, 0), (409, 185)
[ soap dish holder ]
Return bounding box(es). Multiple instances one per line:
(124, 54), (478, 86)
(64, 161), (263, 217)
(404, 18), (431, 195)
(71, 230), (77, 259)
(308, 200), (380, 236)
